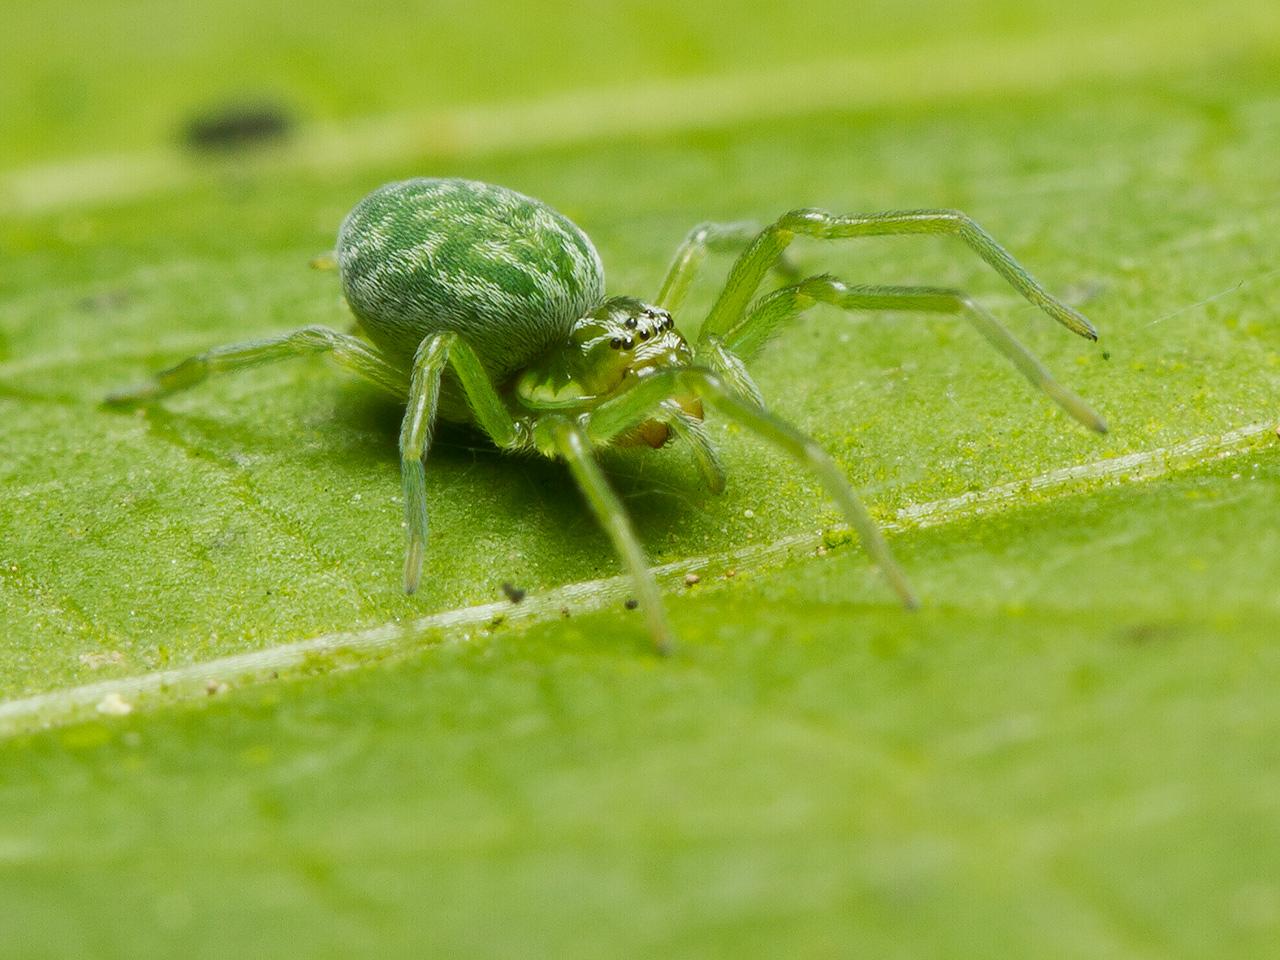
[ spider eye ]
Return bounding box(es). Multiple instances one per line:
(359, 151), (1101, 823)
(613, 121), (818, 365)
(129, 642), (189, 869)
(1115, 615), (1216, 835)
(624, 337), (635, 349)
(610, 338), (621, 349)
(639, 329), (650, 340)
(624, 318), (637, 329)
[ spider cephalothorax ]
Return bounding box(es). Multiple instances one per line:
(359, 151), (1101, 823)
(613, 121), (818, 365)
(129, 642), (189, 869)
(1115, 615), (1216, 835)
(516, 297), (701, 448)
(109, 177), (1107, 653)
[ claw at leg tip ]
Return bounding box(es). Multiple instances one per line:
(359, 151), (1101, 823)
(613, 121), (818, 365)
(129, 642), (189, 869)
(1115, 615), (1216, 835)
(403, 537), (427, 595)
(1068, 308), (1099, 341)
(1076, 405), (1109, 434)
(649, 617), (677, 657)
(403, 557), (423, 595)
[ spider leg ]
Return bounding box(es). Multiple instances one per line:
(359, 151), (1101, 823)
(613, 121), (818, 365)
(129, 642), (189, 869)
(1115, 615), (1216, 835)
(660, 399), (726, 493)
(699, 208), (1098, 347)
(655, 220), (800, 314)
(400, 332), (525, 593)
(693, 335), (766, 409)
(536, 416), (675, 655)
(707, 276), (1107, 432)
(105, 325), (407, 404)
(585, 368), (919, 610)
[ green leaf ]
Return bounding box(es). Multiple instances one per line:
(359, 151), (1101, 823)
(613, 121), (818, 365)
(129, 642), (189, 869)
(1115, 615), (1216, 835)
(2, 0), (1280, 955)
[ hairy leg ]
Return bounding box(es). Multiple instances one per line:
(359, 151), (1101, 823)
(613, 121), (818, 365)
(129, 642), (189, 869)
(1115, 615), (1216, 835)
(585, 368), (919, 610)
(399, 332), (525, 593)
(538, 416), (675, 655)
(708, 276), (1106, 432)
(699, 208), (1098, 347)
(661, 399), (727, 493)
(692, 335), (765, 409)
(655, 220), (799, 314)
(105, 325), (407, 404)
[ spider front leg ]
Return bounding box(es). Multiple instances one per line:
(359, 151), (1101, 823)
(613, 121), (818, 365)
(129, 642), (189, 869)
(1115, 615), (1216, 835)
(655, 220), (800, 314)
(536, 416), (675, 655)
(105, 325), (408, 405)
(699, 208), (1099, 346)
(400, 332), (524, 592)
(584, 368), (919, 611)
(705, 277), (1107, 432)
(661, 400), (727, 493)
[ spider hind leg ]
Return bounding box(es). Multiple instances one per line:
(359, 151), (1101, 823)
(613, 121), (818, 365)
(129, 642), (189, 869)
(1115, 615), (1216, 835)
(105, 325), (407, 405)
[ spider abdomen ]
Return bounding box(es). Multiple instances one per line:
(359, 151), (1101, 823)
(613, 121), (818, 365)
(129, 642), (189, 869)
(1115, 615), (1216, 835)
(337, 178), (606, 380)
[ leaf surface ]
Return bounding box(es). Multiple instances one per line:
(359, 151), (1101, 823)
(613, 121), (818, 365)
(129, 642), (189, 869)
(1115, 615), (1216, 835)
(2, 1), (1279, 955)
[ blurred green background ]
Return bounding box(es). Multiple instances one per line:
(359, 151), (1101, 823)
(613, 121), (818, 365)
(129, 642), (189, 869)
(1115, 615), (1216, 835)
(2, 1), (1280, 956)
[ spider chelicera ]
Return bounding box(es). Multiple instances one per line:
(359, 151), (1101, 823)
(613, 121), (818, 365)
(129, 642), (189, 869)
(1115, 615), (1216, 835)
(109, 177), (1106, 653)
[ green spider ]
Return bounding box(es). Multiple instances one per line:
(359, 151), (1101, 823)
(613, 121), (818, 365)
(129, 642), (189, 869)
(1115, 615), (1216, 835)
(108, 178), (1106, 653)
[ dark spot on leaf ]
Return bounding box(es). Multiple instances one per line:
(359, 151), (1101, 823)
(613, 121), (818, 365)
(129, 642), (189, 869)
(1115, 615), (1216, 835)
(181, 99), (295, 152)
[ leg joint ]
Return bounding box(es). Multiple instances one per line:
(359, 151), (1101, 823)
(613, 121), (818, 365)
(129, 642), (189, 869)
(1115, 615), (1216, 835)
(288, 325), (344, 349)
(685, 221), (717, 245)
(777, 208), (827, 231)
(411, 330), (455, 369)
(794, 273), (846, 298)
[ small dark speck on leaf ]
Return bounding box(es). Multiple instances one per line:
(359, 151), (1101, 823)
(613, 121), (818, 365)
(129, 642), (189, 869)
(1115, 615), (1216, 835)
(182, 100), (295, 152)
(624, 598), (639, 610)
(1102, 350), (1112, 361)
(560, 606), (571, 618)
(501, 582), (526, 604)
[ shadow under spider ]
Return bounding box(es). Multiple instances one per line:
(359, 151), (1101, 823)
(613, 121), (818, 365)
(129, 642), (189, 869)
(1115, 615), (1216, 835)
(342, 385), (707, 546)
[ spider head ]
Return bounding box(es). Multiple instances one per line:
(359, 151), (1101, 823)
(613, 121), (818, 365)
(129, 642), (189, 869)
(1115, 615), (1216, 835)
(516, 297), (701, 445)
